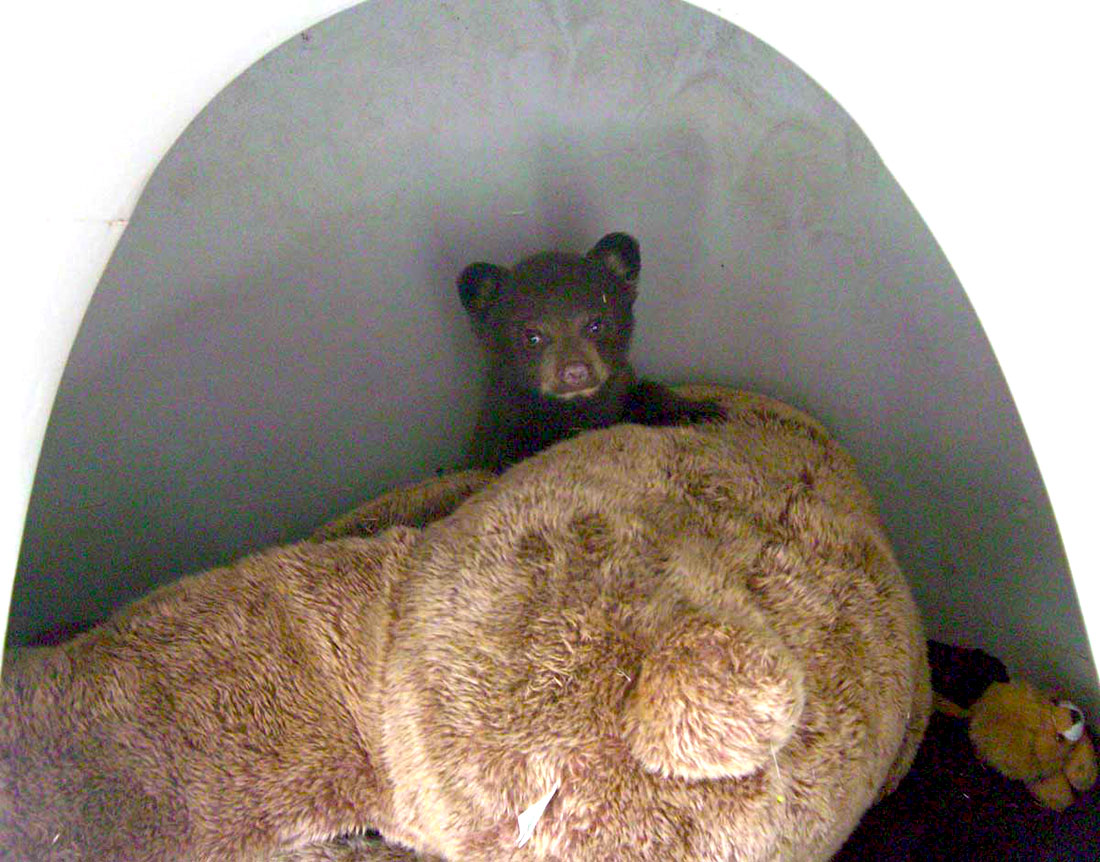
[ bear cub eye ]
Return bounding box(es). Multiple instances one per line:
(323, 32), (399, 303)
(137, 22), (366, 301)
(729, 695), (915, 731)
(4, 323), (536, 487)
(522, 328), (544, 349)
(585, 317), (605, 336)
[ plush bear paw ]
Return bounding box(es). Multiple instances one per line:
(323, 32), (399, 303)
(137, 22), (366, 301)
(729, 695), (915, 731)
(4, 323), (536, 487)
(1029, 772), (1076, 811)
(620, 614), (804, 780)
(1066, 734), (1099, 793)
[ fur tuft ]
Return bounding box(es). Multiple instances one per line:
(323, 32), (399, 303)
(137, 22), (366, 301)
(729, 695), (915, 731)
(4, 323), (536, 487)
(621, 614), (805, 780)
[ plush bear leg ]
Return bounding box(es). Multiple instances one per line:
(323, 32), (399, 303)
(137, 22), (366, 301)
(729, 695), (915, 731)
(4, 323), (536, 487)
(1028, 772), (1076, 811)
(1, 532), (416, 861)
(1066, 735), (1099, 792)
(311, 469), (493, 541)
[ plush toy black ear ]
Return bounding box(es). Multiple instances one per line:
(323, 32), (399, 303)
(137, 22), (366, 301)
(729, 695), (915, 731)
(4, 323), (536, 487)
(588, 232), (640, 283)
(457, 263), (508, 316)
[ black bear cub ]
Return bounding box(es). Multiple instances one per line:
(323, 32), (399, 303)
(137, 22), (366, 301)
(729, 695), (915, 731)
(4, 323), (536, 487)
(458, 232), (724, 472)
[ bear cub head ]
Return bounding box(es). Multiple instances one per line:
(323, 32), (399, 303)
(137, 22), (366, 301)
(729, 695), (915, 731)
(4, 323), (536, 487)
(457, 232), (639, 403)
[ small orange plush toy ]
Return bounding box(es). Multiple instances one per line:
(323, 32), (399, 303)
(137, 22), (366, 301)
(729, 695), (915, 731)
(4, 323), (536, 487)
(938, 679), (1098, 810)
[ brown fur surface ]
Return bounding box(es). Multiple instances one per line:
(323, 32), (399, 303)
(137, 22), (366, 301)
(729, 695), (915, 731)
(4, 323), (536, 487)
(1, 387), (929, 861)
(310, 470), (494, 542)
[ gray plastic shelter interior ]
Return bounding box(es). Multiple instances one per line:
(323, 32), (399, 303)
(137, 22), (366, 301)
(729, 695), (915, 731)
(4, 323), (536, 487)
(9, 0), (1099, 715)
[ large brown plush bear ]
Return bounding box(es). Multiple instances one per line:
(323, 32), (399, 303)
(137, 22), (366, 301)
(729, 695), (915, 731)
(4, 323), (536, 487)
(0, 387), (930, 862)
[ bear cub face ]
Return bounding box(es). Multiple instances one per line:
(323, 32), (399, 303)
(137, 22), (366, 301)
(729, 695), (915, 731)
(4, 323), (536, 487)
(458, 232), (723, 472)
(459, 232), (638, 406)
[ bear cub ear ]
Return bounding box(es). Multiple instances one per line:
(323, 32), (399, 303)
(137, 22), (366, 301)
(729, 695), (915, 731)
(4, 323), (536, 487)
(457, 262), (509, 317)
(587, 232), (641, 283)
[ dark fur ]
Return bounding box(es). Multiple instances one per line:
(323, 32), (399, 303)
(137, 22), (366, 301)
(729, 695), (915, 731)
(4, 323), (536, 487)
(458, 233), (724, 471)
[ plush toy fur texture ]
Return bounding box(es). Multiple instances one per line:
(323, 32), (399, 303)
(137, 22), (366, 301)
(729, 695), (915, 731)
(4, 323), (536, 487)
(311, 471), (494, 543)
(0, 387), (930, 861)
(939, 679), (1099, 810)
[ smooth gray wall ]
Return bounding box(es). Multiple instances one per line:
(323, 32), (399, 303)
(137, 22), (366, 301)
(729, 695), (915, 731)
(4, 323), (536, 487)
(13, 0), (1096, 712)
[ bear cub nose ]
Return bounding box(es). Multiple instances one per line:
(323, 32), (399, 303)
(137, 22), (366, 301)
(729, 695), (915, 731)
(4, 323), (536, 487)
(560, 361), (593, 390)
